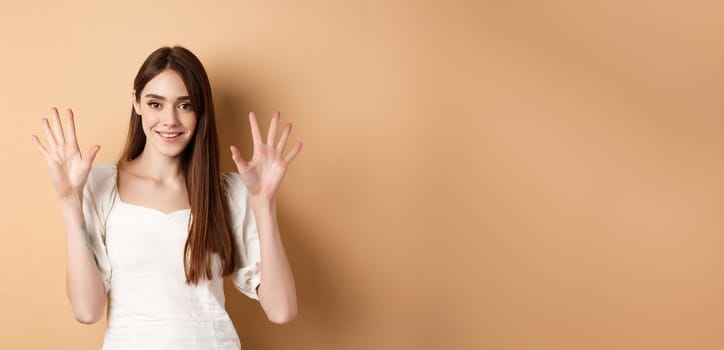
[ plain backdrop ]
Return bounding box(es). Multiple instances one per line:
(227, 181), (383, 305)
(2, 1), (724, 349)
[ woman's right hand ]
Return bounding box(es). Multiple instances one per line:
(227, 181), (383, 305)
(31, 107), (101, 200)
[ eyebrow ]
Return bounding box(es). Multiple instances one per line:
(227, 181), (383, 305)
(144, 93), (190, 101)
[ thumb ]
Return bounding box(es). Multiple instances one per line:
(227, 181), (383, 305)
(86, 145), (101, 165)
(230, 145), (249, 172)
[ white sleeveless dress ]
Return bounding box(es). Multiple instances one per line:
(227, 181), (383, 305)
(82, 163), (261, 350)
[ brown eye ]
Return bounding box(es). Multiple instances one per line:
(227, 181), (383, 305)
(148, 102), (161, 109)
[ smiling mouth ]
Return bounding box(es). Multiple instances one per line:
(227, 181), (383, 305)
(156, 131), (184, 141)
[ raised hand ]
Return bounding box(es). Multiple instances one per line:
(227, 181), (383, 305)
(230, 111), (302, 200)
(31, 107), (101, 199)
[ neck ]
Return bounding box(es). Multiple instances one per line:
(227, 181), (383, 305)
(130, 148), (185, 184)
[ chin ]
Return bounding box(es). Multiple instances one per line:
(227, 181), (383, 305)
(147, 142), (190, 158)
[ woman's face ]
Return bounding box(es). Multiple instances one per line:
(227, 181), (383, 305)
(132, 69), (197, 159)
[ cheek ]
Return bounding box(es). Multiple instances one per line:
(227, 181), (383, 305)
(139, 115), (159, 135)
(140, 116), (152, 130)
(139, 109), (159, 124)
(185, 115), (198, 132)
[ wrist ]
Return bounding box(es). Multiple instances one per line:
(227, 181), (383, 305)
(58, 192), (83, 208)
(58, 193), (85, 227)
(249, 195), (277, 213)
(249, 193), (275, 205)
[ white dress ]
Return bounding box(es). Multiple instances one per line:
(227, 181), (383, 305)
(82, 163), (261, 350)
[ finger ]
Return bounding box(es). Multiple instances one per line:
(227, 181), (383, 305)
(85, 145), (101, 164)
(248, 112), (263, 146)
(31, 135), (50, 158)
(42, 117), (58, 148)
(51, 107), (67, 144)
(284, 141), (303, 163)
(276, 123), (292, 153)
(266, 111), (280, 146)
(66, 108), (79, 148)
(230, 145), (249, 172)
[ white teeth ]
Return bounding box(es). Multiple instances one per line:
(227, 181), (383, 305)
(159, 132), (181, 138)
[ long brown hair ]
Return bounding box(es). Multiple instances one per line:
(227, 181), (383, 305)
(118, 46), (237, 285)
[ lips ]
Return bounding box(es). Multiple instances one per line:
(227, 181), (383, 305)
(156, 131), (184, 141)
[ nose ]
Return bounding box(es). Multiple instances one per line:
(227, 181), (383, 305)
(161, 107), (180, 127)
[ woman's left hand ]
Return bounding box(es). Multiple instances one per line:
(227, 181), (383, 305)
(230, 111), (303, 201)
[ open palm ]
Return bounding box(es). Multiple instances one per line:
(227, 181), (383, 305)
(31, 108), (100, 199)
(230, 112), (302, 200)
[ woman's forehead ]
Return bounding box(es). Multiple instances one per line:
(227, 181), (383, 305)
(141, 69), (189, 98)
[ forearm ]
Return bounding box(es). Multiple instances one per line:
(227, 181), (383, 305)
(249, 196), (297, 324)
(59, 195), (107, 324)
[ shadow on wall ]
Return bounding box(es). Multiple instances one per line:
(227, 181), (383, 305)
(213, 86), (346, 349)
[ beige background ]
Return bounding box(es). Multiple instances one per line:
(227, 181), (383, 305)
(2, 0), (724, 349)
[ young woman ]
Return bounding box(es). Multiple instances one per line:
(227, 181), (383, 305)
(31, 46), (301, 349)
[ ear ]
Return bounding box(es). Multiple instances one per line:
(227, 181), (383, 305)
(131, 90), (141, 115)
